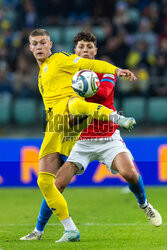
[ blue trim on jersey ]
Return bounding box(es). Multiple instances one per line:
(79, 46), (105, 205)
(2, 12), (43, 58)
(60, 154), (68, 163)
(100, 78), (115, 86)
(61, 51), (70, 56)
(59, 50), (72, 56)
(48, 50), (72, 58)
(48, 53), (54, 58)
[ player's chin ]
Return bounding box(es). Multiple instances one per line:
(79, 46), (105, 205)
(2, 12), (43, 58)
(36, 54), (45, 61)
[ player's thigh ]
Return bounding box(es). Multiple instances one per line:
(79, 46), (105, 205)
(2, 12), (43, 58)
(39, 152), (62, 175)
(39, 113), (65, 171)
(68, 96), (85, 116)
(67, 140), (92, 175)
(112, 152), (138, 183)
(97, 132), (135, 176)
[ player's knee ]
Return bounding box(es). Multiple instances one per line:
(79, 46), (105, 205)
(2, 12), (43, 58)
(68, 98), (88, 116)
(68, 98), (79, 115)
(125, 170), (138, 184)
(37, 173), (52, 192)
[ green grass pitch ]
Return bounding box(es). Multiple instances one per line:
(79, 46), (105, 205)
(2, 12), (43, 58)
(0, 187), (166, 249)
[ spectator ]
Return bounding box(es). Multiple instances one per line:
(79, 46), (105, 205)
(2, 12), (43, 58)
(149, 53), (167, 96)
(134, 17), (157, 54)
(145, 3), (161, 33)
(22, 0), (37, 28)
(117, 66), (149, 97)
(13, 55), (38, 98)
(0, 61), (13, 95)
(126, 40), (156, 70)
(40, 0), (67, 26)
(113, 1), (131, 28)
(100, 27), (130, 67)
(68, 0), (91, 25)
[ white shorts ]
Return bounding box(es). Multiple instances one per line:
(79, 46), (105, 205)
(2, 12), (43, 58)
(67, 130), (133, 175)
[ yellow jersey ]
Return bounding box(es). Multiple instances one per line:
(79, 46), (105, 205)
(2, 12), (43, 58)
(38, 51), (118, 110)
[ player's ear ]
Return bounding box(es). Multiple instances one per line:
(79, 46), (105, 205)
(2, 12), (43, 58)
(50, 41), (53, 49)
(74, 48), (76, 54)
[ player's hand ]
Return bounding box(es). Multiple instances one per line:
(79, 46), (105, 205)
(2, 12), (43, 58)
(117, 116), (136, 132)
(115, 68), (137, 81)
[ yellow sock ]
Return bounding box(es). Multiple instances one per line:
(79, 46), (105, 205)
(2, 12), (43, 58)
(37, 172), (69, 221)
(68, 97), (114, 121)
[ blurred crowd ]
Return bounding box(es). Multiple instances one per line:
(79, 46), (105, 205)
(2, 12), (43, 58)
(0, 0), (167, 102)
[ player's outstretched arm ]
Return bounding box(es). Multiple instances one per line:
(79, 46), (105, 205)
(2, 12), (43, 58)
(78, 57), (118, 75)
(78, 57), (137, 81)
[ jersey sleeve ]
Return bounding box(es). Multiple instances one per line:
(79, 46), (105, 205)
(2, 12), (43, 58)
(57, 52), (119, 75)
(78, 57), (118, 75)
(95, 74), (116, 101)
(56, 53), (81, 74)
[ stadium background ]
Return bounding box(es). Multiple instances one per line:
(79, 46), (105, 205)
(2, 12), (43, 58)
(0, 0), (167, 187)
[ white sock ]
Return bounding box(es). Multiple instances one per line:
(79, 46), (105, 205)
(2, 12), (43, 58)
(34, 228), (43, 234)
(61, 217), (77, 231)
(109, 111), (120, 124)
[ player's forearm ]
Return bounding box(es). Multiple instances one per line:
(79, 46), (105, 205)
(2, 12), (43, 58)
(79, 58), (119, 75)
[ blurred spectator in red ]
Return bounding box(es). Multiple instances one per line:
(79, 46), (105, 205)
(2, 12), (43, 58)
(158, 18), (167, 46)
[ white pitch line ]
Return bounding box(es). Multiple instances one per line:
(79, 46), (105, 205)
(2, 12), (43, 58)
(0, 223), (166, 227)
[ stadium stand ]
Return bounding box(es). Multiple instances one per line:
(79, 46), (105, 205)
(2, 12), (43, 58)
(13, 99), (37, 125)
(122, 97), (146, 123)
(148, 97), (167, 124)
(0, 94), (12, 125)
(0, 0), (167, 134)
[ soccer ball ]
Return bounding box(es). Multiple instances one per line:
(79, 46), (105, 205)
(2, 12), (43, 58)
(72, 69), (100, 98)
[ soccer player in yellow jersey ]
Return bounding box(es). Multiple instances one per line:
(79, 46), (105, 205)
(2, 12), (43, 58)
(23, 28), (137, 242)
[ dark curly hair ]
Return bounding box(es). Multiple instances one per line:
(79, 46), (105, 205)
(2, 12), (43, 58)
(73, 31), (97, 46)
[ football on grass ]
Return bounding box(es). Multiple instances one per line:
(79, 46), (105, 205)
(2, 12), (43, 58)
(72, 69), (100, 98)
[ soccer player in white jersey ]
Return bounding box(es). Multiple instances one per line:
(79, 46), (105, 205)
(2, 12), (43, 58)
(20, 31), (161, 242)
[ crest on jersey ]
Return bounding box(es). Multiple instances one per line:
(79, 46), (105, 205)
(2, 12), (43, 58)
(44, 65), (48, 72)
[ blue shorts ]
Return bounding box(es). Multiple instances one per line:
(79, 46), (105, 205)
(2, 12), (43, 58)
(60, 154), (68, 164)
